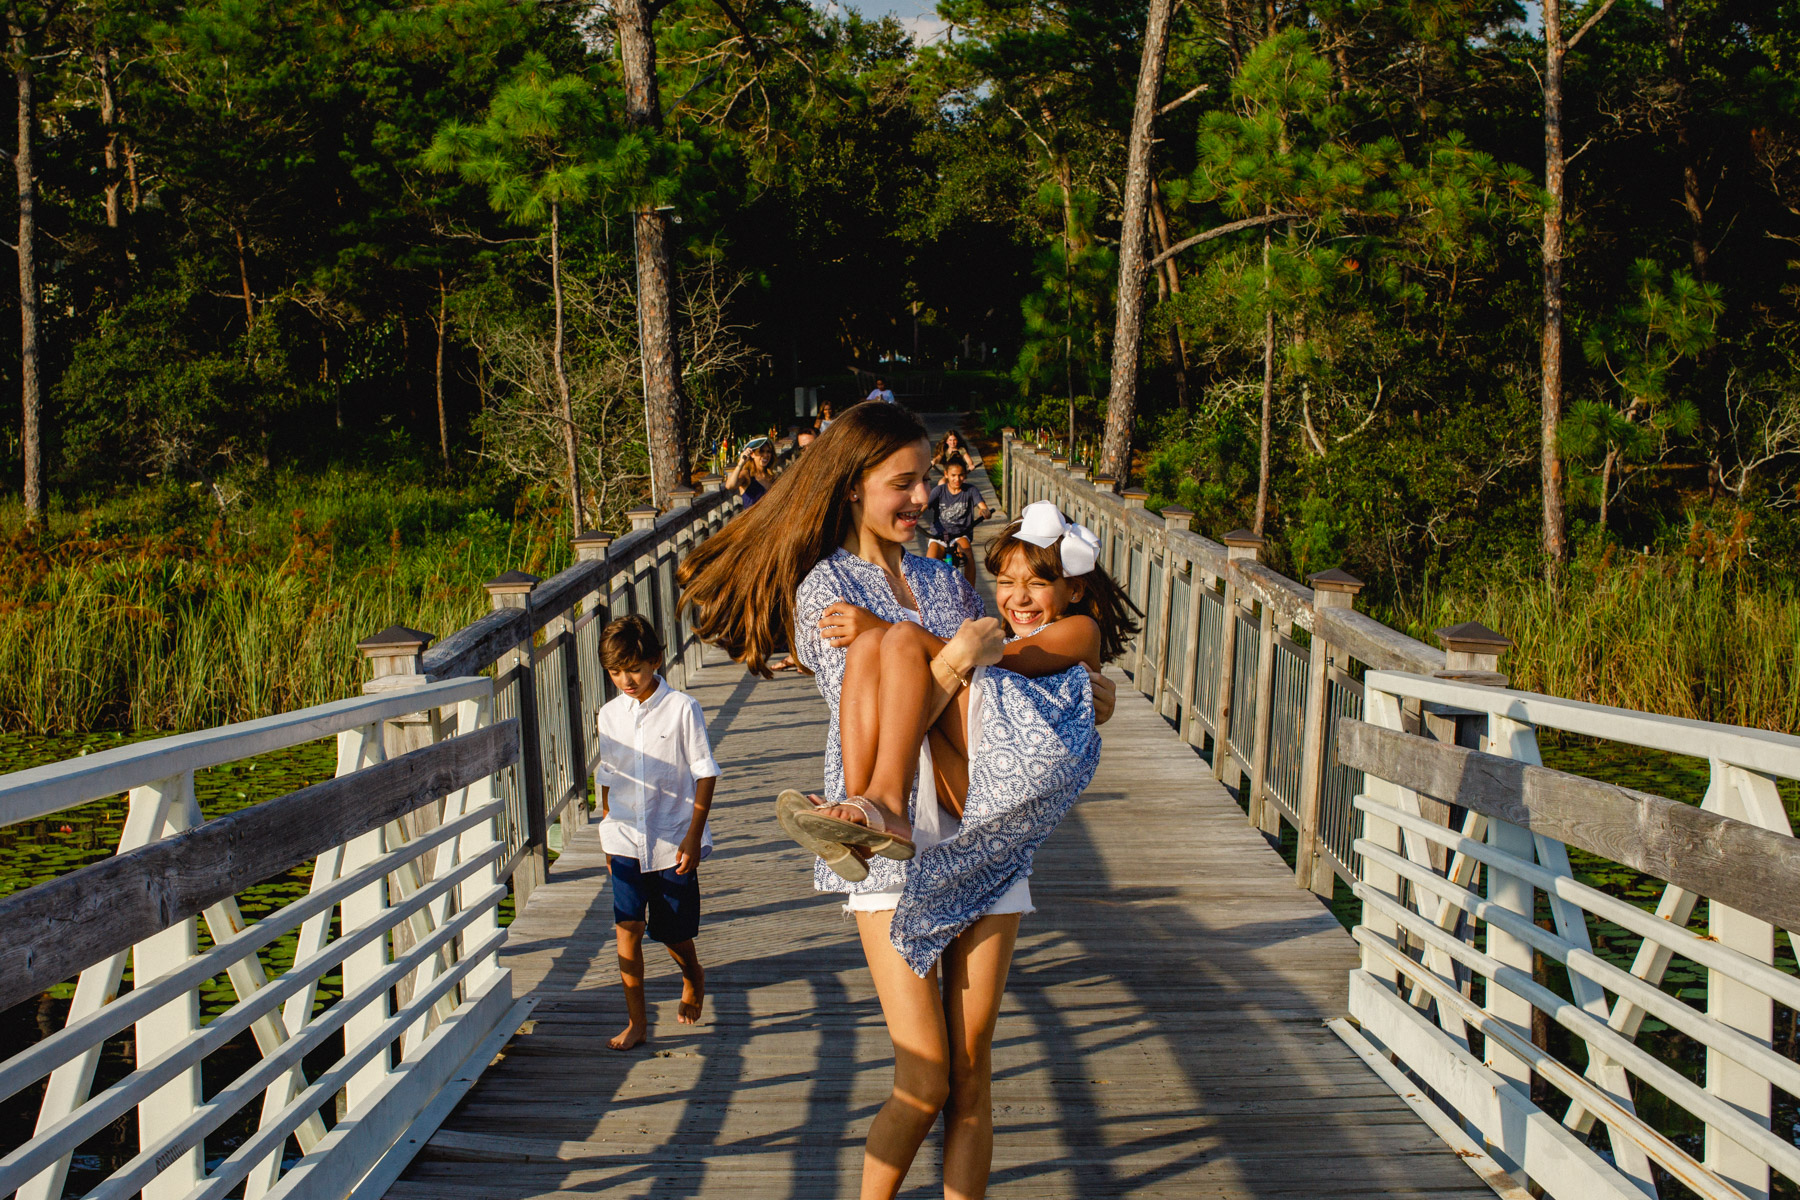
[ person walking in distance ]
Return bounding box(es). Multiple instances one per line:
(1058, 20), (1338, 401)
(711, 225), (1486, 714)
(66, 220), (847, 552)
(593, 615), (720, 1050)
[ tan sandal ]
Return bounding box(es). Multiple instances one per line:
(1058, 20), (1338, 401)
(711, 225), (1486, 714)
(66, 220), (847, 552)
(790, 794), (916, 862)
(776, 790), (869, 882)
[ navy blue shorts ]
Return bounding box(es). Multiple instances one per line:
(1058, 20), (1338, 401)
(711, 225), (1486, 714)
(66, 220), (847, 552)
(609, 856), (701, 945)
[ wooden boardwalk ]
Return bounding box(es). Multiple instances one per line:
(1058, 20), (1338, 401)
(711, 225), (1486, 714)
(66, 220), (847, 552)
(384, 433), (1489, 1199)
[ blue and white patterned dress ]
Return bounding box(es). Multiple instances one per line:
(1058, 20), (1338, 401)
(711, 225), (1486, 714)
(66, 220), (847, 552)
(794, 549), (1102, 975)
(794, 549), (984, 895)
(890, 662), (1099, 974)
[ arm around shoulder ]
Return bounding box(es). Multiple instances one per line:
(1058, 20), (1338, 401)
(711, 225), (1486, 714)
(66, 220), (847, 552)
(999, 614), (1101, 678)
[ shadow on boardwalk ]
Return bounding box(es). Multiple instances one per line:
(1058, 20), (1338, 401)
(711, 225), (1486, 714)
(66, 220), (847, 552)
(383, 651), (1486, 1200)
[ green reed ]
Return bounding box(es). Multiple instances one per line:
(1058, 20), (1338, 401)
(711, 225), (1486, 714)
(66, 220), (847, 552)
(1387, 548), (1800, 733)
(0, 472), (573, 732)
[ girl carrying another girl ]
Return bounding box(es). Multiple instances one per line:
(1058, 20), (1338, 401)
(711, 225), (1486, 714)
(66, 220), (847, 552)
(680, 401), (1137, 1200)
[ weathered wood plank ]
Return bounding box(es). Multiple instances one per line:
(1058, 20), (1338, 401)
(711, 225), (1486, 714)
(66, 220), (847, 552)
(1338, 717), (1800, 931)
(0, 720), (517, 1011)
(1316, 606), (1443, 675)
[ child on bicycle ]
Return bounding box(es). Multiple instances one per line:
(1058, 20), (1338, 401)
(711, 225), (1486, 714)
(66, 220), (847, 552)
(923, 459), (989, 586)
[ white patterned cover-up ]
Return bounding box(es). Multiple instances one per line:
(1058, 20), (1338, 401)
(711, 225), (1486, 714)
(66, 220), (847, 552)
(794, 549), (1101, 975)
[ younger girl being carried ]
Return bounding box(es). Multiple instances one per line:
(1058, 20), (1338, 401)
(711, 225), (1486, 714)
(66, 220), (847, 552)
(781, 500), (1140, 939)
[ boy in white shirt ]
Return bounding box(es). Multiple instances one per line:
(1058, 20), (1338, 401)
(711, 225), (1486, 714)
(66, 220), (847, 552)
(593, 615), (720, 1050)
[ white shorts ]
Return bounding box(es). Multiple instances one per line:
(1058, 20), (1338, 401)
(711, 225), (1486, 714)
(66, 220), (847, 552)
(845, 875), (1034, 916)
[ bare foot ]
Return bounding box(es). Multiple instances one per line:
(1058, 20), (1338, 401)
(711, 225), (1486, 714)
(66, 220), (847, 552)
(608, 1021), (647, 1051)
(678, 967), (706, 1024)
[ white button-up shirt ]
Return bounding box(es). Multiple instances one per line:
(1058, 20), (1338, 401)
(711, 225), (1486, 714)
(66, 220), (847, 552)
(594, 677), (721, 871)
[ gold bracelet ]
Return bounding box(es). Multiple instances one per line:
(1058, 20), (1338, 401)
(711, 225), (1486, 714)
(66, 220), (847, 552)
(932, 656), (971, 689)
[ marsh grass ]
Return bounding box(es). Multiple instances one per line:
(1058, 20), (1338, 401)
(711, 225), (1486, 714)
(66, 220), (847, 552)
(0, 469), (574, 732)
(1384, 531), (1800, 733)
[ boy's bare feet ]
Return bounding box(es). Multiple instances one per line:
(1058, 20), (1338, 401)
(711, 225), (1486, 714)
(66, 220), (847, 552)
(608, 1021), (647, 1051)
(678, 967), (706, 1024)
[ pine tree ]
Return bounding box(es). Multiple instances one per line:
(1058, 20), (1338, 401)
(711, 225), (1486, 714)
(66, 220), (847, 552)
(427, 56), (604, 533)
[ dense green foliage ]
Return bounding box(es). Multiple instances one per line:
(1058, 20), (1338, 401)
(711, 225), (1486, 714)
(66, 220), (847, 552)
(0, 0), (1797, 727)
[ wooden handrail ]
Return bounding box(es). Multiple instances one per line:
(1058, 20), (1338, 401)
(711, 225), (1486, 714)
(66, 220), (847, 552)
(0, 719), (517, 1013)
(1337, 718), (1800, 932)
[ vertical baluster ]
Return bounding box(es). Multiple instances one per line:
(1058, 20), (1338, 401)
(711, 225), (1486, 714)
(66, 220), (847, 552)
(1296, 569), (1362, 894)
(484, 570), (546, 902)
(568, 530), (612, 834)
(1705, 763), (1789, 1199)
(1176, 554), (1208, 747)
(335, 723), (394, 1113)
(1213, 529), (1263, 782)
(1153, 507), (1190, 720)
(126, 771), (204, 1200)
(1247, 602), (1280, 834)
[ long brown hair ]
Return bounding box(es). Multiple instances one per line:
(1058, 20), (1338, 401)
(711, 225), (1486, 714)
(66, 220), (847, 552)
(984, 520), (1142, 664)
(679, 401), (930, 675)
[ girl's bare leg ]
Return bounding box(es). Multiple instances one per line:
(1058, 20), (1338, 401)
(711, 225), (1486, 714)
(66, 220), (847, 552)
(860, 621), (951, 826)
(855, 910), (950, 1200)
(840, 627), (886, 801)
(927, 686), (973, 817)
(941, 914), (1020, 1200)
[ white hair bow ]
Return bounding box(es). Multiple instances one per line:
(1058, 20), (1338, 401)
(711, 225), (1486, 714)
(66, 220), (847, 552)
(1015, 501), (1102, 577)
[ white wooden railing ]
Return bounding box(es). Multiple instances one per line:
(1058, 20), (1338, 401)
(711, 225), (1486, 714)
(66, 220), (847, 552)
(1002, 429), (1800, 1199)
(0, 452), (777, 1199)
(1336, 675), (1800, 1200)
(0, 676), (525, 1200)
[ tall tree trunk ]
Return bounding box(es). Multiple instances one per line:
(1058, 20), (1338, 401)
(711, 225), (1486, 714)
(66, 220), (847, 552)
(434, 268), (449, 468)
(233, 226), (254, 333)
(1218, 0), (1244, 71)
(1149, 180), (1190, 408)
(550, 203), (585, 533)
(14, 21), (41, 524)
(615, 0), (689, 506)
(97, 49), (120, 230)
(1255, 231), (1275, 534)
(1540, 0), (1569, 566)
(1664, 0), (1708, 280)
(1098, 0), (1177, 485)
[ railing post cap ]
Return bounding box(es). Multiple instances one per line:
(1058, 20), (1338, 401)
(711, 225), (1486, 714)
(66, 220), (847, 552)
(1119, 487), (1148, 510)
(483, 570), (540, 595)
(357, 624), (434, 657)
(571, 529), (613, 560)
(1308, 567), (1365, 598)
(1435, 621), (1512, 655)
(626, 503), (659, 530)
(1092, 474), (1117, 493)
(697, 472), (725, 494)
(1070, 464), (1090, 481)
(1160, 504), (1193, 531)
(1222, 528), (1264, 561)
(670, 487), (697, 509)
(1050, 455), (1069, 468)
